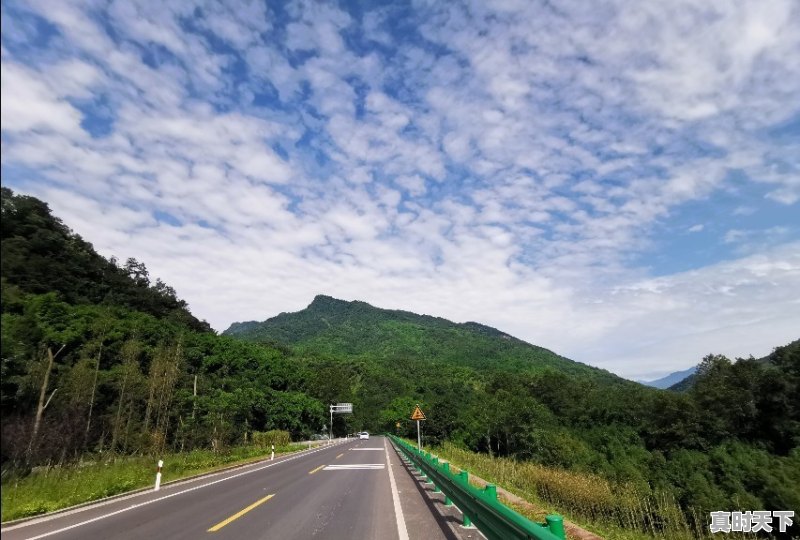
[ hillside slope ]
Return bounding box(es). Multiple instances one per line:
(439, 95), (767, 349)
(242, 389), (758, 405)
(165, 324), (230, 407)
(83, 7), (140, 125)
(1, 189), (325, 467)
(224, 295), (619, 380)
(1, 187), (209, 332)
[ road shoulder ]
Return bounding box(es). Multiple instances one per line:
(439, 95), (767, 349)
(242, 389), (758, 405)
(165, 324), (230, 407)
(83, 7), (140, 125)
(387, 441), (484, 540)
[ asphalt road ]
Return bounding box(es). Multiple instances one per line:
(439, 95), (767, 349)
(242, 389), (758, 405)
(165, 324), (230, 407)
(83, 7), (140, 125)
(2, 436), (458, 540)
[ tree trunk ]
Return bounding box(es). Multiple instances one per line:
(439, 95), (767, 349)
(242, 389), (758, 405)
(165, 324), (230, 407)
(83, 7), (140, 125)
(111, 366), (129, 451)
(29, 346), (64, 458)
(84, 336), (105, 446)
(192, 374), (197, 420)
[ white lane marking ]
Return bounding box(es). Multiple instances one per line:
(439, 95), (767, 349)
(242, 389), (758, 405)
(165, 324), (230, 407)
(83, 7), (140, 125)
(385, 439), (409, 540)
(323, 464), (385, 470)
(9, 442), (351, 539)
(350, 448), (383, 451)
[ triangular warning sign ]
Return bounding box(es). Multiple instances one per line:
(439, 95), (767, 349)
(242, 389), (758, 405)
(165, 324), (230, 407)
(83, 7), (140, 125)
(411, 405), (426, 421)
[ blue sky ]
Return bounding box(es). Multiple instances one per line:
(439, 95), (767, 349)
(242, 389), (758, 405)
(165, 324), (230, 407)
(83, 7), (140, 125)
(2, 0), (798, 379)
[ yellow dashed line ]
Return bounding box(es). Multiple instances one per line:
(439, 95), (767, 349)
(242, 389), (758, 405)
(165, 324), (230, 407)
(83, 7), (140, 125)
(207, 494), (275, 532)
(308, 465), (325, 475)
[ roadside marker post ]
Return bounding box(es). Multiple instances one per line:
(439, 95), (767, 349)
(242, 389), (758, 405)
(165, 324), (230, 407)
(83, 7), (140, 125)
(154, 459), (163, 491)
(271, 444), (275, 461)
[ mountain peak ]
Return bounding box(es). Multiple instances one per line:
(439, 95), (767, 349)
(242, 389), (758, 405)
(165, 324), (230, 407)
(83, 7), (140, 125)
(223, 295), (619, 381)
(309, 294), (348, 306)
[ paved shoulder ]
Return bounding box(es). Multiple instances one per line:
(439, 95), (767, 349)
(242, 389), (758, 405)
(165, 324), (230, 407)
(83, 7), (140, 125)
(387, 441), (485, 540)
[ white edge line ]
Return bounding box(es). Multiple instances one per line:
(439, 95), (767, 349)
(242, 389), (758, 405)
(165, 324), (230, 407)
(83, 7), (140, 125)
(385, 438), (410, 540)
(11, 440), (349, 540)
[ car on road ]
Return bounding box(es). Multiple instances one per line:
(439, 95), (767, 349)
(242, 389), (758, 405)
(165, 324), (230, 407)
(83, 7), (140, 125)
(358, 431), (370, 440)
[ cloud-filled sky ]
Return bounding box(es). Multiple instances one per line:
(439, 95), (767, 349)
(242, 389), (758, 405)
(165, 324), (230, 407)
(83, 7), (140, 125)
(2, 0), (798, 380)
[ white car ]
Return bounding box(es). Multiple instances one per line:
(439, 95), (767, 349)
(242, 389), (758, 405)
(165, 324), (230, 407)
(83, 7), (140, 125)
(358, 432), (370, 440)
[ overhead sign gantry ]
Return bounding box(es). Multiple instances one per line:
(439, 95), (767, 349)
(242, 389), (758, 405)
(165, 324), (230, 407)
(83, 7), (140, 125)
(329, 403), (353, 444)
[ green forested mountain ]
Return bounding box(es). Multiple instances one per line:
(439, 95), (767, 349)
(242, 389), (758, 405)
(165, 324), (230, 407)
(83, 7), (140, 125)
(1, 188), (325, 467)
(226, 298), (800, 533)
(1, 187), (210, 333)
(224, 294), (618, 380)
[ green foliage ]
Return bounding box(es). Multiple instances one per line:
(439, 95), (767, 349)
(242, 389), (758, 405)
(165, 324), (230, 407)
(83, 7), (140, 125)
(437, 443), (701, 540)
(224, 294), (622, 380)
(1, 188), (209, 332)
(0, 189), (328, 470)
(252, 430), (291, 448)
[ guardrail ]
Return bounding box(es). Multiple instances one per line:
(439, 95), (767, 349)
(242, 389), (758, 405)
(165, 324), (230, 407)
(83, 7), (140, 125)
(389, 435), (566, 540)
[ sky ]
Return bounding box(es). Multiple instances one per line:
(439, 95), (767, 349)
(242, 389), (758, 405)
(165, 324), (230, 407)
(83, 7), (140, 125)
(1, 0), (798, 380)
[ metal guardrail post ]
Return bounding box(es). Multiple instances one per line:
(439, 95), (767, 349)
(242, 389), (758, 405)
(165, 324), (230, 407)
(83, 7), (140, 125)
(546, 515), (565, 538)
(442, 462), (452, 504)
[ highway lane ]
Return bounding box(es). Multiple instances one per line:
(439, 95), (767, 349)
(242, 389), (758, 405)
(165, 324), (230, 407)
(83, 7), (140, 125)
(3, 436), (454, 540)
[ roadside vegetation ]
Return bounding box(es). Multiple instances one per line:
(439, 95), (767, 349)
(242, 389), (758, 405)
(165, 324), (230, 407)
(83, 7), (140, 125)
(435, 443), (760, 540)
(1, 435), (302, 522)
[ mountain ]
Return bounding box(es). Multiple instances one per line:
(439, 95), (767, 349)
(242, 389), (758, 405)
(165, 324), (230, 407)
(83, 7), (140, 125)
(1, 187), (209, 332)
(668, 372), (697, 392)
(224, 294), (620, 381)
(1, 188), (324, 466)
(639, 366), (697, 389)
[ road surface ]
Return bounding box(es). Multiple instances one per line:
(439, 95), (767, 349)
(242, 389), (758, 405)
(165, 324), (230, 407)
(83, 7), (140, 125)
(2, 436), (463, 540)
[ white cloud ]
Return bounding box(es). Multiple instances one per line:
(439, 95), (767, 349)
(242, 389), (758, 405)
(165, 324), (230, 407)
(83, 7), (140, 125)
(2, 0), (798, 379)
(1, 61), (85, 136)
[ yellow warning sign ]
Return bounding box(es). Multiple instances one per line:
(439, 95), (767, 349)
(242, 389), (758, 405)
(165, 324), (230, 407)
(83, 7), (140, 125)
(411, 405), (426, 421)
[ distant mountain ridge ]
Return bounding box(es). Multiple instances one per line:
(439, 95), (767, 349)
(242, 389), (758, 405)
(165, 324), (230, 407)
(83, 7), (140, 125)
(223, 295), (621, 381)
(639, 366), (698, 389)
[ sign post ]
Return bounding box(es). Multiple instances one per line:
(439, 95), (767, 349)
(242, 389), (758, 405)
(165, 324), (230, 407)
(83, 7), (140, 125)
(329, 403), (353, 445)
(410, 405), (426, 451)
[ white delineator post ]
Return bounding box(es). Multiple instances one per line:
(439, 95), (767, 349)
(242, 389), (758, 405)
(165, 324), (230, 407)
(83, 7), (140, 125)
(271, 444), (275, 461)
(154, 460), (163, 491)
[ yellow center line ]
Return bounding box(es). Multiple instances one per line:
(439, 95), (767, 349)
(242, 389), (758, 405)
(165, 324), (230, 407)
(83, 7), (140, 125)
(207, 493), (275, 532)
(336, 453), (344, 460)
(308, 464), (325, 475)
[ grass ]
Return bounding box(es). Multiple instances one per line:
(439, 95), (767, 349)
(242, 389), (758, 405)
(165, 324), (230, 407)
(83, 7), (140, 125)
(1, 444), (305, 522)
(433, 443), (753, 540)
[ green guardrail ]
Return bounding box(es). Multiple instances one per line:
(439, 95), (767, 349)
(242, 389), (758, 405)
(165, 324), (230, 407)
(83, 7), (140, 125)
(388, 435), (566, 540)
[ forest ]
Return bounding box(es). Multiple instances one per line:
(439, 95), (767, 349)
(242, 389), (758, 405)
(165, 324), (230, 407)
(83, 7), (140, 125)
(1, 187), (798, 536)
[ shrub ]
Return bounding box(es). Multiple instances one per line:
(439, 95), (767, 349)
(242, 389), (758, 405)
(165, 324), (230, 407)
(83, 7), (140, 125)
(251, 430), (290, 449)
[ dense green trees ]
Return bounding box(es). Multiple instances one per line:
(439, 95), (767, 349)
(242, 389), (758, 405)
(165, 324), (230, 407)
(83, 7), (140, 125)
(1, 187), (209, 332)
(0, 188), (326, 467)
(0, 294), (329, 466)
(224, 294), (620, 380)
